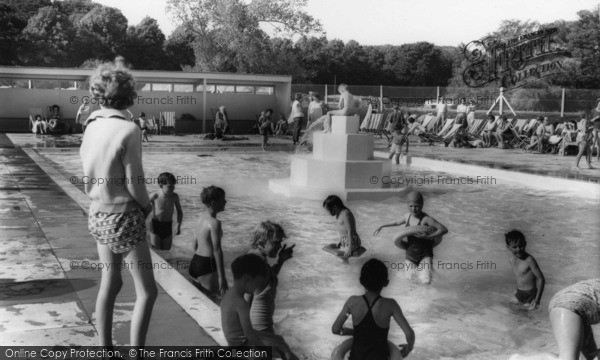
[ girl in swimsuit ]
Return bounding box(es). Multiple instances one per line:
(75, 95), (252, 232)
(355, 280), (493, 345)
(246, 221), (298, 360)
(332, 259), (415, 360)
(323, 195), (363, 258)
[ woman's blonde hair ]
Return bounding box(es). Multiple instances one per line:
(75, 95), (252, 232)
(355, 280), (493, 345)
(251, 221), (286, 249)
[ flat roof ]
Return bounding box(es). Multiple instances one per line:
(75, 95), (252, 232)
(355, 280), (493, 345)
(0, 66), (292, 84)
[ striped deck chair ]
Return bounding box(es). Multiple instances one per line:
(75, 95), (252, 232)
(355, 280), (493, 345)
(467, 119), (484, 136)
(419, 118), (455, 144)
(28, 108), (46, 130)
(425, 115), (442, 133)
(360, 104), (373, 131)
(421, 114), (436, 130)
(442, 124), (463, 143)
(147, 116), (158, 135)
(366, 113), (384, 133)
(160, 111), (176, 134)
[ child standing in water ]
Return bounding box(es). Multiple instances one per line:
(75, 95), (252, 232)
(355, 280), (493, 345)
(149, 172), (183, 251)
(388, 123), (406, 165)
(190, 186), (228, 299)
(323, 195), (364, 258)
(332, 259), (415, 360)
(373, 191), (447, 285)
(505, 230), (545, 310)
(246, 221), (299, 360)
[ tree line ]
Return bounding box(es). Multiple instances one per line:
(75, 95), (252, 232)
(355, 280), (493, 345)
(0, 0), (598, 89)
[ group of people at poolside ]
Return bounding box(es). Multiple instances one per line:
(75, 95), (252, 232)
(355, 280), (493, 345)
(31, 104), (72, 135)
(78, 57), (598, 360)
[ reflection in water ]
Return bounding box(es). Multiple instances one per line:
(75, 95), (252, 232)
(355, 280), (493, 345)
(44, 151), (600, 360)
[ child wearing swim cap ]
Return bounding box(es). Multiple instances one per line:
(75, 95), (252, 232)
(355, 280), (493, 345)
(505, 230), (545, 310)
(332, 258), (415, 360)
(373, 191), (448, 285)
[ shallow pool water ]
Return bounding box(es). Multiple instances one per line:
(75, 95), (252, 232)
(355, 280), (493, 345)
(44, 150), (600, 360)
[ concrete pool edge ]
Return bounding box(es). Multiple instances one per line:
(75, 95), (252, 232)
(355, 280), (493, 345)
(373, 151), (600, 197)
(21, 148), (228, 346)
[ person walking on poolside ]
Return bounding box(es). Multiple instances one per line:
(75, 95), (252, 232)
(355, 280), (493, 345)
(505, 230), (545, 310)
(80, 57), (157, 348)
(259, 109), (274, 151)
(435, 96), (448, 132)
(467, 99), (476, 125)
(591, 98), (600, 162)
(190, 186), (228, 300)
(290, 93), (304, 146)
(373, 191), (448, 285)
(149, 172), (183, 252)
(509, 278), (600, 360)
(576, 112), (594, 169)
(332, 259), (415, 360)
(215, 105), (229, 140)
(246, 221), (299, 360)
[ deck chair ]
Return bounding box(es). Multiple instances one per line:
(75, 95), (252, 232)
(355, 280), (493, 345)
(28, 108), (46, 130)
(147, 116), (158, 135)
(547, 124), (565, 154)
(425, 115), (442, 133)
(364, 113), (383, 133)
(442, 124), (463, 143)
(360, 104), (373, 131)
(160, 111), (176, 134)
(420, 114), (436, 130)
(558, 127), (580, 156)
(419, 118), (455, 144)
(467, 119), (485, 136)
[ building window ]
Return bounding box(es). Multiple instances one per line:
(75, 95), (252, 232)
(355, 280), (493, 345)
(235, 85), (254, 94)
(152, 83), (171, 92)
(195, 84), (215, 93)
(32, 80), (60, 89)
(12, 80), (29, 88)
(61, 81), (77, 90)
(255, 86), (274, 95)
(0, 78), (11, 88)
(138, 82), (151, 91)
(216, 85), (235, 94)
(174, 84), (194, 92)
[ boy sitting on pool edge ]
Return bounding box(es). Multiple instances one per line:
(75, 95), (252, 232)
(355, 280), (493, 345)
(373, 191), (448, 285)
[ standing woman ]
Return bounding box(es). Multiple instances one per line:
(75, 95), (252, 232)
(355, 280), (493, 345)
(291, 93), (304, 146)
(80, 58), (158, 348)
(467, 99), (476, 126)
(591, 98), (600, 162)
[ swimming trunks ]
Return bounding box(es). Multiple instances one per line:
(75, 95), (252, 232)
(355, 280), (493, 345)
(88, 208), (146, 254)
(515, 288), (537, 304)
(189, 254), (217, 278)
(548, 278), (600, 325)
(349, 296), (389, 360)
(404, 214), (433, 264)
(151, 219), (172, 239)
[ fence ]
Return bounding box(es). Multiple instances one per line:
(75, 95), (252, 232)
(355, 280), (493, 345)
(291, 84), (599, 121)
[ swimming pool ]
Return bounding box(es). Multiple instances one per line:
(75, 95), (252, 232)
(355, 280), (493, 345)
(43, 150), (600, 360)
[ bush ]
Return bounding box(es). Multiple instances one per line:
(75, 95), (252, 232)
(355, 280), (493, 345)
(180, 113), (196, 121)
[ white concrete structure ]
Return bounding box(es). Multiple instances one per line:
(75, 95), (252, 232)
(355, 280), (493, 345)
(269, 115), (409, 201)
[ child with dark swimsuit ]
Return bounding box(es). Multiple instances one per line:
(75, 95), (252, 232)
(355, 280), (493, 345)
(373, 191), (447, 285)
(332, 259), (415, 360)
(246, 221), (299, 360)
(189, 186), (228, 300)
(505, 230), (545, 310)
(149, 172), (183, 252)
(138, 112), (149, 142)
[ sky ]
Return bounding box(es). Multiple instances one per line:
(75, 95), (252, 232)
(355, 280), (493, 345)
(93, 0), (599, 46)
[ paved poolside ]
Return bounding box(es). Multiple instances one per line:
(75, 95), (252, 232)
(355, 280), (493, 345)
(1, 131), (599, 348)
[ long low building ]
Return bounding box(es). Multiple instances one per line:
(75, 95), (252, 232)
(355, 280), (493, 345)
(0, 66), (292, 133)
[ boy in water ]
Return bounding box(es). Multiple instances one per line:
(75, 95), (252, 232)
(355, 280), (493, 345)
(332, 259), (415, 360)
(246, 221), (299, 360)
(189, 186), (228, 299)
(221, 254), (269, 346)
(505, 230), (545, 310)
(149, 172), (183, 251)
(323, 195), (363, 258)
(373, 191), (447, 285)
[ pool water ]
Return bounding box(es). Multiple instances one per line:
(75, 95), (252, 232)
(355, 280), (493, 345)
(44, 150), (600, 360)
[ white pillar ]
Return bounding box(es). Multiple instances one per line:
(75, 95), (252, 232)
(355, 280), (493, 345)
(499, 87), (504, 114)
(202, 78), (207, 133)
(561, 88), (565, 118)
(380, 85), (383, 110)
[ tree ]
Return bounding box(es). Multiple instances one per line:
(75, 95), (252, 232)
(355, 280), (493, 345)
(19, 5), (77, 66)
(75, 5), (128, 63)
(122, 17), (168, 70)
(164, 26), (196, 70)
(0, 3), (27, 65)
(166, 0), (322, 73)
(388, 42), (453, 86)
(567, 9), (600, 88)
